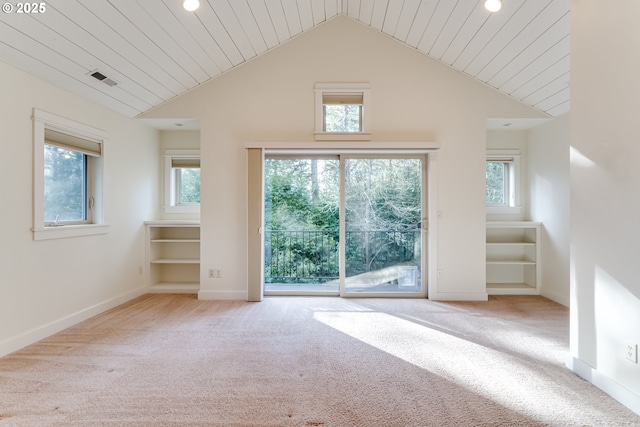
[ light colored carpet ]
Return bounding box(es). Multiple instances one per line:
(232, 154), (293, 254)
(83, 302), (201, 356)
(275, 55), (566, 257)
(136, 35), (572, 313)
(0, 294), (638, 426)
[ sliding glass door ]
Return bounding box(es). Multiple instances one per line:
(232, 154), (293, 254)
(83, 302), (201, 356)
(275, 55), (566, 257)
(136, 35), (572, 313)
(264, 155), (426, 297)
(343, 157), (424, 295)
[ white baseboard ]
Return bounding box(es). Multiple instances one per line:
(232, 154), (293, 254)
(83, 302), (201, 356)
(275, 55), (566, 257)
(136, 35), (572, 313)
(0, 286), (147, 358)
(541, 288), (569, 307)
(428, 292), (489, 301)
(567, 356), (640, 416)
(198, 290), (248, 300)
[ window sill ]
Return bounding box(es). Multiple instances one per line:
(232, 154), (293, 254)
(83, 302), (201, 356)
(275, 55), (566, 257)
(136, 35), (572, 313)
(33, 224), (109, 241)
(486, 206), (523, 215)
(164, 205), (200, 214)
(314, 132), (371, 141)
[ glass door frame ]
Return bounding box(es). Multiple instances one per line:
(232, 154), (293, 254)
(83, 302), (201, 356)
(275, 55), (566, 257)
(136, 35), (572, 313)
(261, 150), (432, 299)
(338, 154), (428, 298)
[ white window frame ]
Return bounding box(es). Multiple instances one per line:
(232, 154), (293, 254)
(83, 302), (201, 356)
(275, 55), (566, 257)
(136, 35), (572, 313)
(315, 83), (371, 141)
(164, 149), (200, 214)
(33, 109), (108, 240)
(486, 149), (522, 215)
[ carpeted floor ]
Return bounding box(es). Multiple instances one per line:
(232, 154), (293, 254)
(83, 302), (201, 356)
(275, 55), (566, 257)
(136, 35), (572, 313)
(0, 294), (639, 426)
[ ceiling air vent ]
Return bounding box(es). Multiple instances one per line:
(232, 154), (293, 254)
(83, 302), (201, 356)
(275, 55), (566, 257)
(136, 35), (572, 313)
(89, 70), (118, 87)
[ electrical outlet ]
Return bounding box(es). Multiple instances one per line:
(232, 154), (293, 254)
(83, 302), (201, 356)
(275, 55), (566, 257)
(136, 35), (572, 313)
(208, 269), (221, 279)
(625, 343), (638, 363)
(437, 269), (443, 279)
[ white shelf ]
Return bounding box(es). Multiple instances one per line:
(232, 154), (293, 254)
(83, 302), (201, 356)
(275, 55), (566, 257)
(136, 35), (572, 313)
(151, 239), (200, 243)
(150, 258), (200, 264)
(145, 221), (200, 294)
(487, 282), (538, 295)
(486, 221), (541, 295)
(487, 259), (536, 265)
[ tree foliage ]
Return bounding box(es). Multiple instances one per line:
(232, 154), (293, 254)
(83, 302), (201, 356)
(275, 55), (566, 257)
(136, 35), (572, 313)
(44, 145), (85, 222)
(264, 158), (422, 284)
(178, 168), (201, 204)
(486, 161), (506, 205)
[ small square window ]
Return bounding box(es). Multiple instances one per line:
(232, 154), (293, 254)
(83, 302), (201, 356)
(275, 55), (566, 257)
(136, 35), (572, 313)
(315, 83), (371, 140)
(322, 93), (363, 133)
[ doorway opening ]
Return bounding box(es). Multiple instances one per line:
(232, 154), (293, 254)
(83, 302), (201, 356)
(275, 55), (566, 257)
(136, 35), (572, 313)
(263, 155), (427, 297)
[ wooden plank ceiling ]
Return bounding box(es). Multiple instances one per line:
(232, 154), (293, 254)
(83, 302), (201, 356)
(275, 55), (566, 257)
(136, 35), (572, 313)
(0, 0), (569, 119)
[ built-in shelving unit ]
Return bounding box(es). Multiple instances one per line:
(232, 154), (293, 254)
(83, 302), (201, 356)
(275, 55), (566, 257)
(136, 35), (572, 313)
(486, 221), (541, 295)
(145, 220), (200, 294)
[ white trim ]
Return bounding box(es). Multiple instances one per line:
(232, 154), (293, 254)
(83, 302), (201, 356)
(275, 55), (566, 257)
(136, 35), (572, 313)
(428, 292), (489, 301)
(567, 356), (640, 416)
(198, 290), (248, 300)
(314, 132), (372, 141)
(246, 141), (440, 152)
(0, 286), (146, 358)
(33, 224), (109, 241)
(427, 151), (438, 300)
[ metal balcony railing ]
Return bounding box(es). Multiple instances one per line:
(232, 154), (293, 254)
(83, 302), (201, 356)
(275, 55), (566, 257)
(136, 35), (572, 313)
(264, 229), (420, 284)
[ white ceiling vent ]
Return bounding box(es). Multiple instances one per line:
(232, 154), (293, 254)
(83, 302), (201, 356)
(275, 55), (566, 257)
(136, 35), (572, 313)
(89, 70), (118, 87)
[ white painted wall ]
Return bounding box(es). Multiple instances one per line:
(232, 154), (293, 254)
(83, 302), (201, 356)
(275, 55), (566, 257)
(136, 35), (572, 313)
(0, 61), (160, 356)
(142, 16), (545, 301)
(527, 115), (570, 306)
(569, 1), (640, 414)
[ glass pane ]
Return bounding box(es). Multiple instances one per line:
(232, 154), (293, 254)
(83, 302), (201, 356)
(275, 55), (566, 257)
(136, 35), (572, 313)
(264, 158), (340, 293)
(178, 168), (201, 204)
(344, 158), (423, 294)
(324, 104), (362, 132)
(44, 145), (86, 222)
(486, 162), (506, 205)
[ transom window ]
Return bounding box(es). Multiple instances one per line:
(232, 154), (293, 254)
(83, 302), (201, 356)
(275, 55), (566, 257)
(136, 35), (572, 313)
(315, 83), (371, 140)
(322, 93), (363, 133)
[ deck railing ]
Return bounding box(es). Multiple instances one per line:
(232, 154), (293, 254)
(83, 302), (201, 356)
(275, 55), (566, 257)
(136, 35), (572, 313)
(264, 229), (420, 284)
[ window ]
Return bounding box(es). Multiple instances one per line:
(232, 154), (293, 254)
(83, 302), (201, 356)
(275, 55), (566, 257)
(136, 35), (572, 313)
(315, 83), (371, 140)
(486, 150), (521, 214)
(33, 109), (107, 240)
(164, 150), (200, 214)
(323, 93), (363, 132)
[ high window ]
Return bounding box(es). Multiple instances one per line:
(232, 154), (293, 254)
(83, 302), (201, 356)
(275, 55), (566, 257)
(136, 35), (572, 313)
(164, 150), (200, 214)
(315, 83), (371, 140)
(33, 109), (107, 240)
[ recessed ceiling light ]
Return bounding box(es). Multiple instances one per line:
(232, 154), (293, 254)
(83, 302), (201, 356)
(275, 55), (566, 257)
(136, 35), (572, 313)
(183, 0), (199, 12)
(484, 0), (502, 12)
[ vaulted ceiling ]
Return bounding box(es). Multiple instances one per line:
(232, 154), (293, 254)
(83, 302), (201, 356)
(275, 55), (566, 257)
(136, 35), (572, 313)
(0, 0), (569, 119)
